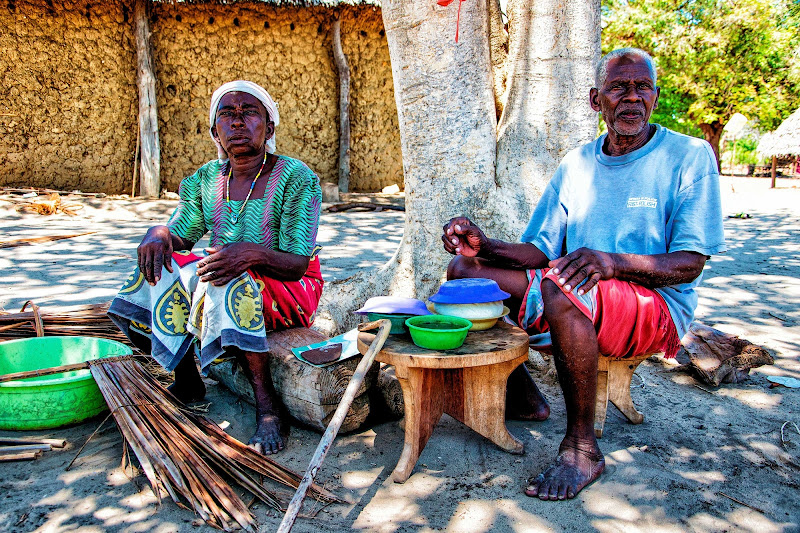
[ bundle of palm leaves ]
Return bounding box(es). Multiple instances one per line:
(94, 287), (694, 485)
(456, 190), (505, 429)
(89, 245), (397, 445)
(88, 356), (339, 531)
(0, 302), (131, 346)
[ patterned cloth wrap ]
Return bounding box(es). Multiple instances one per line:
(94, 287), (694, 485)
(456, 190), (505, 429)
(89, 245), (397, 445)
(108, 250), (323, 372)
(519, 268), (680, 359)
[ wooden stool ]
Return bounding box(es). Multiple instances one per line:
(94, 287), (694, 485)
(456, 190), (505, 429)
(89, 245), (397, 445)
(594, 352), (661, 438)
(358, 322), (530, 483)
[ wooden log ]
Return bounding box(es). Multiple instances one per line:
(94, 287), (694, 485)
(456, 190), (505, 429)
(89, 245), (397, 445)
(332, 15), (351, 194)
(369, 363), (405, 420)
(134, 0), (161, 197)
(0, 444), (52, 453)
(0, 437), (66, 448)
(679, 322), (774, 386)
(207, 328), (378, 433)
(0, 450), (41, 462)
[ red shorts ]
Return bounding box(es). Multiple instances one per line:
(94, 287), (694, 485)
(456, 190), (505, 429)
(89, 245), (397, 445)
(519, 269), (680, 359)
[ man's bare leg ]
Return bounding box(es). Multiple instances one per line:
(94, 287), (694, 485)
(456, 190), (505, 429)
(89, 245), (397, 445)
(525, 278), (604, 500)
(448, 255), (550, 421)
(236, 350), (287, 455)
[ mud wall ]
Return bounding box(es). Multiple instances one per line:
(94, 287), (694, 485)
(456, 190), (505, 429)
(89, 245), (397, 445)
(0, 1), (402, 194)
(0, 0), (138, 193)
(152, 3), (402, 193)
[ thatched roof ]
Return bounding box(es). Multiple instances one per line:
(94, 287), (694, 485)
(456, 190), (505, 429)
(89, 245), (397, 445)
(757, 107), (800, 157)
(154, 0), (381, 6)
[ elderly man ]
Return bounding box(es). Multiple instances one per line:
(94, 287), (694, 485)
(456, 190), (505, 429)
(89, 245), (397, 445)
(442, 48), (725, 500)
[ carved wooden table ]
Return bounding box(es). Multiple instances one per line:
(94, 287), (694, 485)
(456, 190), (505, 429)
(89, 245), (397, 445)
(357, 321), (530, 483)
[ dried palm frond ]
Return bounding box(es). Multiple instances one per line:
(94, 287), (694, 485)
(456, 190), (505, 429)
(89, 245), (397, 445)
(20, 193), (83, 216)
(0, 302), (133, 347)
(87, 357), (339, 531)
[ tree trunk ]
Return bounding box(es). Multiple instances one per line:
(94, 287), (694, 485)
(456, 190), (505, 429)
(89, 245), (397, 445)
(332, 16), (351, 194)
(487, 0), (509, 120)
(134, 0), (161, 198)
(315, 0), (601, 336)
(494, 0), (600, 239)
(699, 121), (724, 172)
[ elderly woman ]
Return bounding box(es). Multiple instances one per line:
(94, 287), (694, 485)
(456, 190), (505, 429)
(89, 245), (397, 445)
(109, 81), (323, 455)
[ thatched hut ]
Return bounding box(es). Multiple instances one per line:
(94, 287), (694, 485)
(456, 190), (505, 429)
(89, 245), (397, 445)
(757, 107), (800, 183)
(0, 0), (402, 195)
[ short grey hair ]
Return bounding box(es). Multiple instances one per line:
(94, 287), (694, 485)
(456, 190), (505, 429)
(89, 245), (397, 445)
(595, 48), (657, 88)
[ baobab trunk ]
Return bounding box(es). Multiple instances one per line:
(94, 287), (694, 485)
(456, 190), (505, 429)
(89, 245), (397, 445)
(314, 0), (601, 336)
(699, 121), (724, 171)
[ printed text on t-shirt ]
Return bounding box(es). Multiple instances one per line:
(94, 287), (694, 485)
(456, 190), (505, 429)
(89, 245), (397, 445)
(626, 197), (658, 208)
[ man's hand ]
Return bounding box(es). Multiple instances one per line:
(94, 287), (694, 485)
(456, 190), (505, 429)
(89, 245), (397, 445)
(442, 217), (489, 257)
(196, 243), (257, 286)
(138, 226), (174, 286)
(548, 247), (616, 295)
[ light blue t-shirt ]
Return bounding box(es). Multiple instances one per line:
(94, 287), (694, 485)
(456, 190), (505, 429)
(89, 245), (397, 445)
(520, 125), (726, 339)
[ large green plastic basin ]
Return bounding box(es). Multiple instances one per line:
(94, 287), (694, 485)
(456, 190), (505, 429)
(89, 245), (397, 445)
(0, 336), (132, 430)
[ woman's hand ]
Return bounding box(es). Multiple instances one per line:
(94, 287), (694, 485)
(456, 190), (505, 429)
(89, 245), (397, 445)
(138, 226), (174, 286)
(442, 217), (489, 257)
(196, 243), (258, 286)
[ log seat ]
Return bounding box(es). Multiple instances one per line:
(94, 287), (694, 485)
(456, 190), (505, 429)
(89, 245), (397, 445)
(207, 327), (379, 434)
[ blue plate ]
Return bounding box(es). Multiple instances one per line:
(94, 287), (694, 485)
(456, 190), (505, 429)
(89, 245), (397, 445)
(354, 296), (431, 316)
(428, 278), (510, 304)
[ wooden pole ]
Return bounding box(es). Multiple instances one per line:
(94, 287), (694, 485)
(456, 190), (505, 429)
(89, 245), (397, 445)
(770, 155), (777, 189)
(770, 155), (778, 189)
(131, 125), (140, 198)
(134, 0), (161, 198)
(332, 15), (351, 194)
(277, 319), (392, 533)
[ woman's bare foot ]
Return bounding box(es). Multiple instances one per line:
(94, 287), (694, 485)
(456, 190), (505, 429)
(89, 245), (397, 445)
(524, 436), (605, 500)
(506, 364), (550, 421)
(248, 412), (288, 455)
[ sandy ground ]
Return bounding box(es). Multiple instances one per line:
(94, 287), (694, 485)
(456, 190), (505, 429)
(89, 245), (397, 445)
(0, 177), (799, 533)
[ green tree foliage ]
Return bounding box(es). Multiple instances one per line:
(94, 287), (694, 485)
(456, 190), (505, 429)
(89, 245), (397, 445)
(602, 0), (800, 166)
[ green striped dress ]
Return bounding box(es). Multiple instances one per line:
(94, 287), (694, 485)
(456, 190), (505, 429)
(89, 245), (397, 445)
(167, 156), (321, 257)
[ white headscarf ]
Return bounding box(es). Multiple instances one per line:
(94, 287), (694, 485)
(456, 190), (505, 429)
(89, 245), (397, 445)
(209, 80), (280, 160)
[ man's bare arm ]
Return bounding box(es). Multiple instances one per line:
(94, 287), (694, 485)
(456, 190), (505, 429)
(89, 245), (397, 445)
(479, 239), (552, 270)
(442, 217), (550, 269)
(549, 248), (707, 294)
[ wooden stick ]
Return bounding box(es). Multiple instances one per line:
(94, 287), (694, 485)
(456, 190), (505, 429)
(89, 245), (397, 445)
(326, 202), (405, 213)
(277, 319), (392, 533)
(0, 444), (52, 453)
(0, 232), (96, 249)
(0, 437), (66, 448)
(0, 355), (130, 383)
(0, 450), (42, 462)
(0, 362), (89, 383)
(718, 491), (765, 514)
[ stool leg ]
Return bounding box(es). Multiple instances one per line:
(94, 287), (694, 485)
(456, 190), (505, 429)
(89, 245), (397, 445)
(607, 356), (649, 425)
(594, 356), (611, 438)
(453, 357), (525, 454)
(392, 367), (445, 483)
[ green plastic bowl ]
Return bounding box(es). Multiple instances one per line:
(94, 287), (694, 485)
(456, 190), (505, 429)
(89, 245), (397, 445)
(366, 312), (416, 334)
(405, 315), (472, 350)
(0, 336), (133, 430)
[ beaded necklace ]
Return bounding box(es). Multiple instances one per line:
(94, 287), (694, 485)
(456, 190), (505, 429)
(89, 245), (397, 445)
(226, 150), (268, 224)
